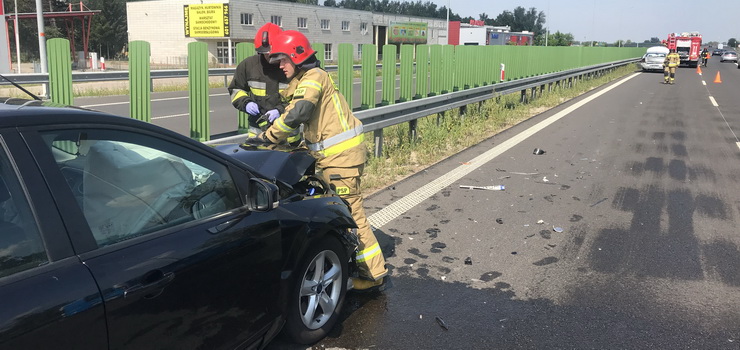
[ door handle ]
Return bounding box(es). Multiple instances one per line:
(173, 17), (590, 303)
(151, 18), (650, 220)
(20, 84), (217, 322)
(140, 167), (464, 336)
(124, 271), (175, 299)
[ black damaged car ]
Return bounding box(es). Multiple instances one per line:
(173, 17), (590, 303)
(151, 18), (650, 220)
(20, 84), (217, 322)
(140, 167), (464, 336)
(0, 97), (358, 349)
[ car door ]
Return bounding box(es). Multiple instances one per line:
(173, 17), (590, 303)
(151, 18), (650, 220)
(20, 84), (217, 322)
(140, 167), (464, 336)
(25, 125), (285, 349)
(0, 130), (106, 350)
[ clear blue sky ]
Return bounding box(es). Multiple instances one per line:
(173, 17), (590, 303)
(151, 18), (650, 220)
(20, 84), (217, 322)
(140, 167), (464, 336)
(429, 0), (739, 44)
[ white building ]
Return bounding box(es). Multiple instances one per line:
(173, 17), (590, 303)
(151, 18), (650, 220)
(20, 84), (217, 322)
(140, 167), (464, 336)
(126, 0), (450, 66)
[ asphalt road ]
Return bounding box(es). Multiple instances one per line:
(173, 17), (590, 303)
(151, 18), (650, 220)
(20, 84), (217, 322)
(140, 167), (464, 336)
(265, 62), (740, 349)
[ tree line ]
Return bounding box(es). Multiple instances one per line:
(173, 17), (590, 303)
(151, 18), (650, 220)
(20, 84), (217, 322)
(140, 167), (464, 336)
(4, 0), (127, 61)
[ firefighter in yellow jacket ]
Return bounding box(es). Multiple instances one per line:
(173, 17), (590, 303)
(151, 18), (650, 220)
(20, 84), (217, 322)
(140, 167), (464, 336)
(257, 30), (388, 292)
(663, 48), (680, 84)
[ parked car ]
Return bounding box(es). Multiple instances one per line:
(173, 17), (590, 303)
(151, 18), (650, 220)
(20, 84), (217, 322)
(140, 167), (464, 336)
(0, 97), (359, 349)
(720, 50), (738, 63)
(640, 46), (670, 72)
(712, 49), (724, 56)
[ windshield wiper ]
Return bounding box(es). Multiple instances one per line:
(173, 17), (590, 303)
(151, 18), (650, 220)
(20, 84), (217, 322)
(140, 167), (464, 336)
(0, 73), (42, 101)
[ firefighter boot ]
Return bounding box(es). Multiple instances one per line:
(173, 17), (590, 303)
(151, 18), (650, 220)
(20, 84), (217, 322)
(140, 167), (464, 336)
(350, 276), (389, 294)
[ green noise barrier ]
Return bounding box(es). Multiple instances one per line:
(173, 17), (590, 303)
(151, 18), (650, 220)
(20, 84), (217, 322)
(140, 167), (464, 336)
(399, 45), (414, 102)
(361, 44), (376, 109)
(188, 42), (209, 142)
(129, 41), (151, 122)
(46, 38), (73, 105)
(381, 45), (396, 105)
(338, 43), (353, 108)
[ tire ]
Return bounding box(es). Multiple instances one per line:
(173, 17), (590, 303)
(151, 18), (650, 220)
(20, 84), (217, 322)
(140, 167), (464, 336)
(283, 236), (348, 344)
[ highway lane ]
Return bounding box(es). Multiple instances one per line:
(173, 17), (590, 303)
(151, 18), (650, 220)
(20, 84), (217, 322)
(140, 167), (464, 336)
(75, 77), (396, 138)
(267, 65), (740, 348)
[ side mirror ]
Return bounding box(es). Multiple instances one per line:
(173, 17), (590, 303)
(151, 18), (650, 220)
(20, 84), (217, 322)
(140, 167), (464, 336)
(247, 178), (280, 212)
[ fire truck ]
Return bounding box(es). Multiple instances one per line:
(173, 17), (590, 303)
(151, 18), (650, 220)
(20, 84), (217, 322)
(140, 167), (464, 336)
(663, 32), (702, 67)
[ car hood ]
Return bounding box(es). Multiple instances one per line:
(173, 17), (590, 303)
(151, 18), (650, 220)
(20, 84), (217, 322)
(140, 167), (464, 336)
(214, 143), (316, 184)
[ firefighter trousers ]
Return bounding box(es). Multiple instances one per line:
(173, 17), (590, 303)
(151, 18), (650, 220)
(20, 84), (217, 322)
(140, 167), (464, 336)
(320, 165), (388, 281)
(664, 66), (676, 83)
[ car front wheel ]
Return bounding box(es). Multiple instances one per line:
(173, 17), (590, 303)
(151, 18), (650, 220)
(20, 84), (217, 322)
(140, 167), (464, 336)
(284, 236), (348, 344)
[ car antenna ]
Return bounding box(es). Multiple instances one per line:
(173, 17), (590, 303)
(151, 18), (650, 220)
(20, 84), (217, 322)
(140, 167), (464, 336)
(0, 73), (42, 101)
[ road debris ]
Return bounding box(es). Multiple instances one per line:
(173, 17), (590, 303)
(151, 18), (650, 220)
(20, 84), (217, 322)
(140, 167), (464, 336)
(496, 218), (504, 224)
(509, 172), (539, 175)
(537, 220), (545, 224)
(464, 257), (473, 265)
(590, 198), (608, 207)
(435, 316), (449, 330)
(460, 185), (505, 191)
(533, 148), (546, 155)
(553, 226), (564, 233)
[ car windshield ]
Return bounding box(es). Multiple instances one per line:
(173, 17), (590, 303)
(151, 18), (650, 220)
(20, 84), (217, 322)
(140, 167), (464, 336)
(646, 53), (666, 58)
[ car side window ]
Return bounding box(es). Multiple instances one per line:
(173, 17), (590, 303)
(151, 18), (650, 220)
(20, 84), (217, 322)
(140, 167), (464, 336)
(40, 129), (241, 247)
(0, 145), (48, 278)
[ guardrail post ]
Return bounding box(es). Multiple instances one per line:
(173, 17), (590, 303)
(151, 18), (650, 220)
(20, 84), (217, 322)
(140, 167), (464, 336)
(46, 38), (73, 105)
(520, 89), (527, 104)
(400, 45), (413, 102)
(129, 40), (151, 122)
(235, 43), (255, 134)
(381, 44), (396, 105)
(409, 119), (417, 143)
(361, 44), (376, 109)
(415, 45), (429, 99)
(188, 42), (209, 142)
(338, 43), (353, 108)
(374, 129), (384, 157)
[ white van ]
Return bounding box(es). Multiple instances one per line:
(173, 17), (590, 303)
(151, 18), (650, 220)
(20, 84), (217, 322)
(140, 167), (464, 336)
(640, 46), (670, 72)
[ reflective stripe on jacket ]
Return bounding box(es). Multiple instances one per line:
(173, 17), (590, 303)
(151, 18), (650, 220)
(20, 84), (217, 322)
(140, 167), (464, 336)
(227, 54), (289, 127)
(664, 53), (680, 67)
(265, 67), (366, 168)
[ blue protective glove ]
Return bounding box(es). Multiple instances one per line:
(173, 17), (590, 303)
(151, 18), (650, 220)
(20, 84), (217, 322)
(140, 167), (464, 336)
(245, 102), (260, 115)
(265, 109), (280, 123)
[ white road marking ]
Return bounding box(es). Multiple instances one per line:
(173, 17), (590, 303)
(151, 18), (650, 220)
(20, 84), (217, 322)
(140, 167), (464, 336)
(153, 110), (213, 120)
(737, 142), (740, 151)
(709, 96), (718, 107)
(367, 72), (642, 229)
(81, 93), (229, 108)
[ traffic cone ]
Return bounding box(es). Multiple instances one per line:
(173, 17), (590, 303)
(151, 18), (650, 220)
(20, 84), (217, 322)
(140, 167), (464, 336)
(696, 65), (702, 74)
(714, 72), (722, 83)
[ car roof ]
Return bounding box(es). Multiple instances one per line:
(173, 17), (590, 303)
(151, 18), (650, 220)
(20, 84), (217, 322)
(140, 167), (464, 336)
(0, 97), (150, 129)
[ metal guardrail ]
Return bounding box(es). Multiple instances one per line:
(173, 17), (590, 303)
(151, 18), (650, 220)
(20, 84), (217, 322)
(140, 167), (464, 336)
(0, 64), (372, 85)
(204, 58), (638, 148)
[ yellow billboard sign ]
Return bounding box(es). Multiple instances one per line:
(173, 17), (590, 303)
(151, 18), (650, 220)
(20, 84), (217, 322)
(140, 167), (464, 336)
(184, 3), (230, 38)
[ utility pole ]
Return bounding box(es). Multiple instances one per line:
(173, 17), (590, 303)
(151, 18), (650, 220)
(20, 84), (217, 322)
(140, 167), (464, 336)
(13, 0), (21, 73)
(35, 0), (47, 74)
(446, 0), (449, 44)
